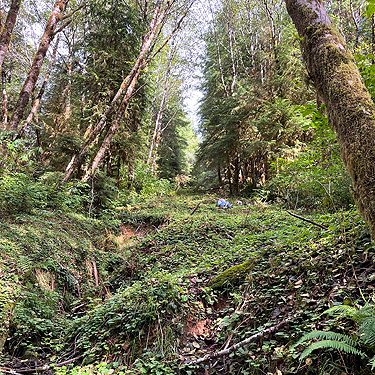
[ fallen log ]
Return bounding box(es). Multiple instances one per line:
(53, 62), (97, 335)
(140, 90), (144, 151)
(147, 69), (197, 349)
(182, 319), (289, 366)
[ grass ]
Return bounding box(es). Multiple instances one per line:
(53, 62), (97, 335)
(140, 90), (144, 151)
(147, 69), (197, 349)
(1, 193), (374, 374)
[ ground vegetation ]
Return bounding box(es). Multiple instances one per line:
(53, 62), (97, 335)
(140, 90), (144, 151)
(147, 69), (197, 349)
(1, 0), (375, 374)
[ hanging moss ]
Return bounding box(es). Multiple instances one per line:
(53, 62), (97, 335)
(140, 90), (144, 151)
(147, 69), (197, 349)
(207, 260), (254, 290)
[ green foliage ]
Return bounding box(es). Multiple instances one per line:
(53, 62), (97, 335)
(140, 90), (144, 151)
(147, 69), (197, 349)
(0, 132), (39, 174)
(326, 304), (375, 348)
(0, 171), (110, 216)
(293, 303), (375, 369)
(366, 0), (375, 17)
(355, 51), (375, 100)
(293, 330), (365, 360)
(63, 271), (187, 361)
(269, 106), (353, 211)
(0, 173), (48, 216)
(0, 192), (374, 374)
(129, 163), (174, 201)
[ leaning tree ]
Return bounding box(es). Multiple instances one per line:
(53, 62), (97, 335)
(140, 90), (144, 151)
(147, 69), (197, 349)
(285, 0), (375, 239)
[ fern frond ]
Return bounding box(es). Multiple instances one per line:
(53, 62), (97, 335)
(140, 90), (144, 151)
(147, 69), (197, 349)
(324, 305), (358, 318)
(293, 330), (359, 349)
(300, 340), (367, 360)
(369, 355), (375, 370)
(354, 304), (375, 322)
(18, 255), (33, 274)
(358, 317), (375, 347)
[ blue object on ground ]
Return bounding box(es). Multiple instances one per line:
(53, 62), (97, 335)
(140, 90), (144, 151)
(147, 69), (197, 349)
(217, 199), (233, 209)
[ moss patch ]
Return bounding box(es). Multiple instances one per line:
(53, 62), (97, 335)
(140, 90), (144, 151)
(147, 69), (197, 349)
(207, 260), (254, 290)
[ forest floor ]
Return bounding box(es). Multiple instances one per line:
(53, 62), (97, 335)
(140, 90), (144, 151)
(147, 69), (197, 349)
(1, 192), (375, 374)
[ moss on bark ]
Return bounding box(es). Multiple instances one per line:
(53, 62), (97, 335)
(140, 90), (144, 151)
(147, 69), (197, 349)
(286, 0), (375, 240)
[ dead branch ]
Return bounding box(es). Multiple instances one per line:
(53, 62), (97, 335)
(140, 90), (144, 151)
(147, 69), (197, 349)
(190, 202), (201, 215)
(1, 355), (84, 374)
(183, 319), (289, 366)
(92, 260), (99, 287)
(286, 210), (329, 230)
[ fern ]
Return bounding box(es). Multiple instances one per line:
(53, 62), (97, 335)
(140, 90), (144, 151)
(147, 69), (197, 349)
(293, 330), (359, 350)
(18, 255), (33, 274)
(294, 304), (375, 366)
(326, 303), (375, 348)
(300, 339), (367, 360)
(352, 304), (375, 321)
(358, 317), (375, 347)
(369, 355), (375, 370)
(324, 304), (357, 318)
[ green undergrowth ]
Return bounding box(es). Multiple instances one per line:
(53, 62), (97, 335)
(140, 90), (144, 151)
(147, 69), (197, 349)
(1, 193), (375, 374)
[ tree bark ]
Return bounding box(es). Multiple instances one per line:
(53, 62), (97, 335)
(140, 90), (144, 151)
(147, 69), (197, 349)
(1, 70), (8, 129)
(16, 38), (60, 139)
(8, 0), (68, 132)
(147, 42), (175, 170)
(0, 0), (21, 72)
(81, 67), (142, 182)
(208, 0), (229, 96)
(285, 0), (375, 239)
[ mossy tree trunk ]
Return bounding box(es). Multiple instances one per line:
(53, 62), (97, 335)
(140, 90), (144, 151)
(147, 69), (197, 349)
(0, 0), (22, 72)
(8, 0), (68, 132)
(285, 0), (375, 240)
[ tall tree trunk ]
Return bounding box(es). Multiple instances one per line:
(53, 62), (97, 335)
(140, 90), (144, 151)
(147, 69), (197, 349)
(208, 0), (229, 97)
(218, 165), (222, 186)
(1, 70), (8, 129)
(64, 0), (170, 183)
(64, 42), (73, 120)
(349, 0), (360, 49)
(233, 154), (240, 195)
(8, 0), (68, 132)
(226, 161), (233, 195)
(147, 42), (175, 169)
(285, 0), (375, 239)
(16, 38), (60, 139)
(81, 68), (142, 182)
(0, 0), (21, 72)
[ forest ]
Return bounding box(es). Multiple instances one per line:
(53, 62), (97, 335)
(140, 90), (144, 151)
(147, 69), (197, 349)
(2, 0), (375, 374)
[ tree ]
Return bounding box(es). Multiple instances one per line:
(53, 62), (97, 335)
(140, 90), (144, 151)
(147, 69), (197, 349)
(8, 0), (71, 132)
(64, 0), (193, 182)
(0, 0), (22, 72)
(196, 0), (311, 193)
(285, 0), (375, 239)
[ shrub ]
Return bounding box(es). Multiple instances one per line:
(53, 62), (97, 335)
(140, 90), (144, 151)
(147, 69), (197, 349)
(0, 173), (48, 216)
(268, 106), (353, 211)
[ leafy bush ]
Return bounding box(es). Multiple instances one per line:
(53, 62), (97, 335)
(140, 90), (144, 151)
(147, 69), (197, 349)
(269, 106), (353, 211)
(0, 173), (48, 216)
(132, 164), (174, 199)
(116, 164), (175, 206)
(0, 132), (39, 174)
(62, 271), (186, 362)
